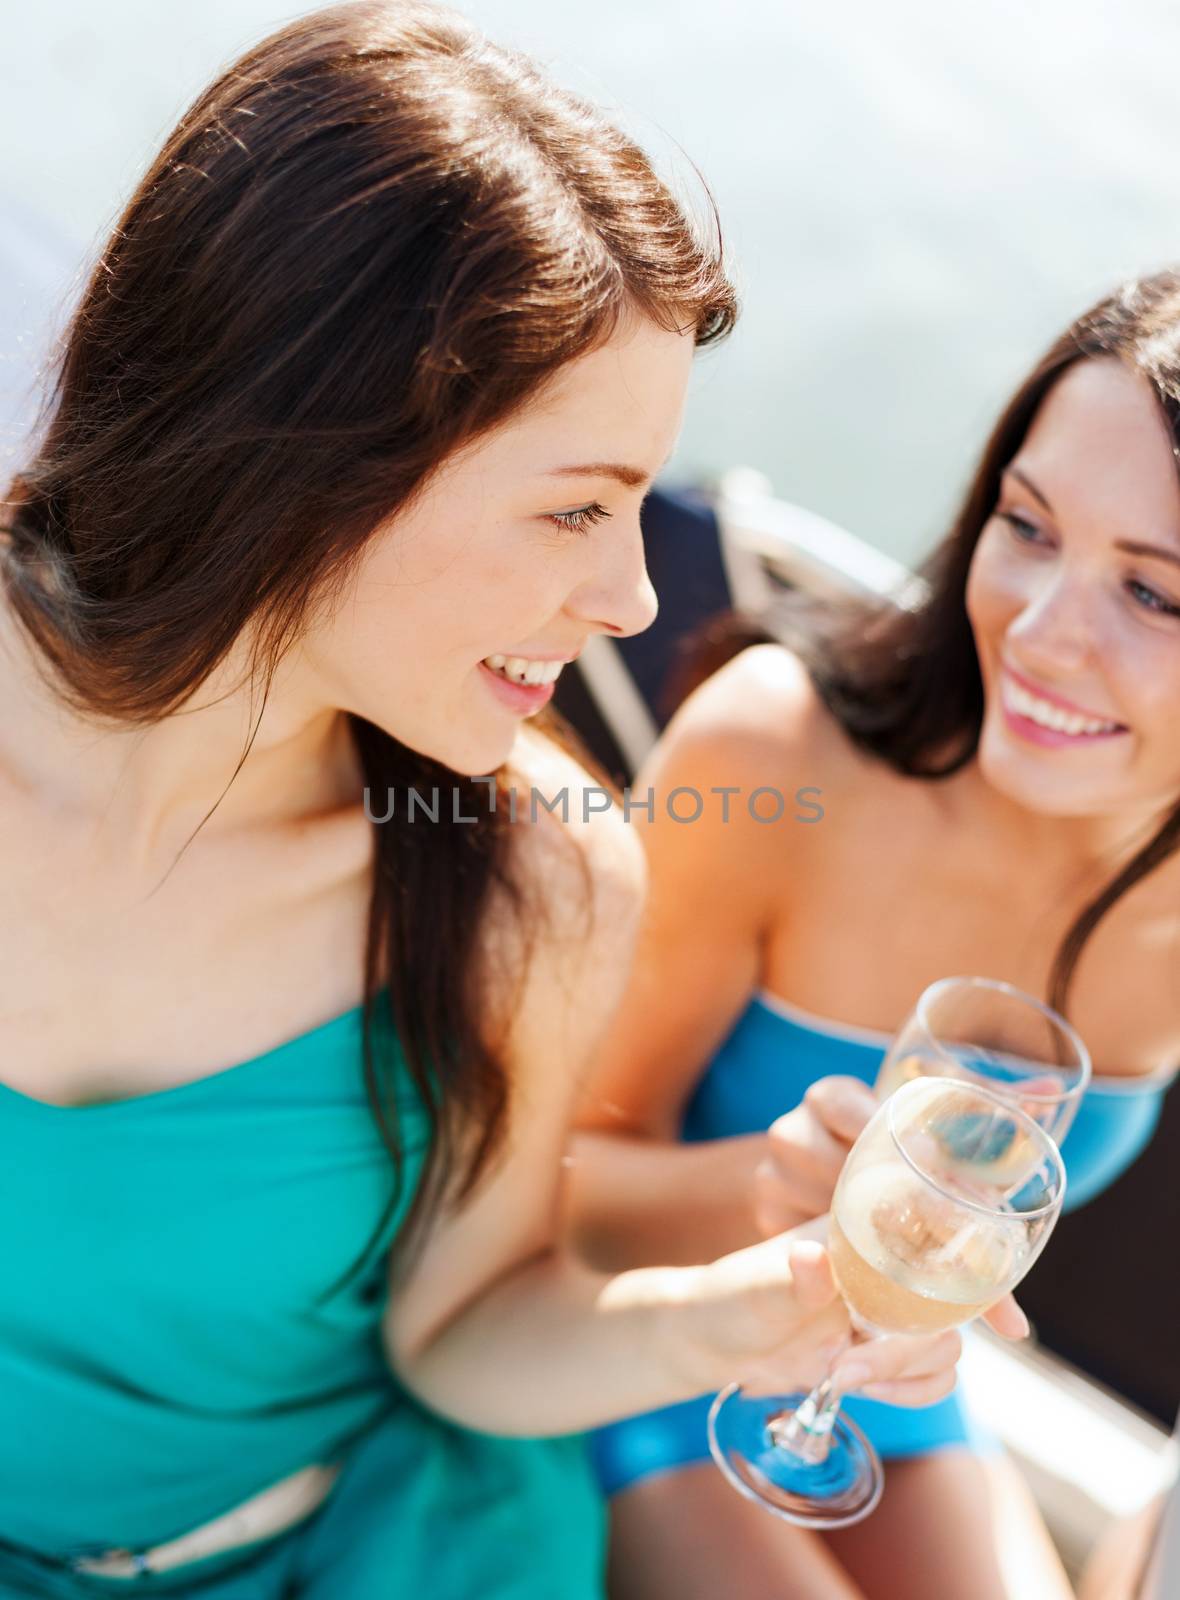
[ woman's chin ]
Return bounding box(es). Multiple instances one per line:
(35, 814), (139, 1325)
(436, 727), (517, 783)
(371, 716), (514, 785)
(977, 730), (1111, 819)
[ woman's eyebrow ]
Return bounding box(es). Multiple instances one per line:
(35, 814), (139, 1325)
(543, 462), (649, 487)
(1005, 463), (1180, 567)
(540, 450), (676, 490)
(1005, 463), (1053, 511)
(1119, 538), (1180, 570)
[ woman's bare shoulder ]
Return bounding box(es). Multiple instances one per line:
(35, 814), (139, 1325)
(659, 641), (867, 790)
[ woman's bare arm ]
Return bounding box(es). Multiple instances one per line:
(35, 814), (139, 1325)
(563, 645), (821, 1270)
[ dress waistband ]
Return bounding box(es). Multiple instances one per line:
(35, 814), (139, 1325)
(63, 1460), (342, 1580)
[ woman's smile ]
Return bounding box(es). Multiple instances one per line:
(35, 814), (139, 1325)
(997, 663), (1129, 749)
(478, 655), (567, 716)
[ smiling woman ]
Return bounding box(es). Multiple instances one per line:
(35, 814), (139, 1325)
(0, 1), (1045, 1588)
(295, 315), (688, 775)
(968, 358), (1180, 817)
(563, 269), (1180, 1600)
(0, 1), (842, 1595)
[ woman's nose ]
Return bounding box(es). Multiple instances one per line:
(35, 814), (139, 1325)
(566, 524), (659, 640)
(1007, 567), (1098, 673)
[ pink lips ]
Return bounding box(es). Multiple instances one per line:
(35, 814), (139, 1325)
(998, 667), (1128, 750)
(1002, 662), (1123, 725)
(1001, 702), (1126, 750)
(478, 661), (557, 716)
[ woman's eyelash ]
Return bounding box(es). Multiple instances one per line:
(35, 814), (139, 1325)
(999, 510), (1042, 543)
(547, 501), (612, 536)
(1126, 579), (1180, 618)
(999, 511), (1180, 618)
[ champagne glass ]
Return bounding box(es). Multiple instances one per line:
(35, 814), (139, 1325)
(875, 976), (1090, 1149)
(707, 1075), (1066, 1528)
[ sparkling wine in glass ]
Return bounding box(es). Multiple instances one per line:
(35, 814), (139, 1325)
(706, 1075), (1066, 1529)
(874, 976), (1090, 1151)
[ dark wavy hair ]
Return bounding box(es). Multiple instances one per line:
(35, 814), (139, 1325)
(673, 269), (1180, 1029)
(0, 0), (737, 1287)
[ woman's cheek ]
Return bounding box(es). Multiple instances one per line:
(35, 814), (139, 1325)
(1104, 614), (1180, 743)
(965, 535), (1025, 639)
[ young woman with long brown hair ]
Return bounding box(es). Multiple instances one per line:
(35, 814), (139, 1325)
(568, 271), (1180, 1599)
(0, 4), (980, 1596)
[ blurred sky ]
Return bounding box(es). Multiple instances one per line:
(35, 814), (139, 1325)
(4, 0), (1180, 563)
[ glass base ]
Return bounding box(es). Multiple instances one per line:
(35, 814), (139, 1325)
(706, 1383), (885, 1530)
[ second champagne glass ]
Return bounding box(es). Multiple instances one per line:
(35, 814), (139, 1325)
(874, 976), (1091, 1147)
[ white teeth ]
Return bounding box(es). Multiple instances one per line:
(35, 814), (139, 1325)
(482, 655), (564, 687)
(1002, 679), (1119, 737)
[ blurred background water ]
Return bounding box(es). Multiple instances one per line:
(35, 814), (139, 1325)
(4, 0), (1180, 565)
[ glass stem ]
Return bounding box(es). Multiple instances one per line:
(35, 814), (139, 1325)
(766, 1375), (843, 1466)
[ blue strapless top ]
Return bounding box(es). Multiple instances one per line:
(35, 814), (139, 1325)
(589, 988), (1175, 1498)
(683, 990), (1176, 1211)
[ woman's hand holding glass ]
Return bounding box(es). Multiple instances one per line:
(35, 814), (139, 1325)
(752, 1076), (879, 1235)
(668, 1220), (970, 1415)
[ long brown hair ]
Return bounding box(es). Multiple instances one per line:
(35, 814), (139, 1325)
(674, 269), (1180, 1027)
(0, 0), (736, 1287)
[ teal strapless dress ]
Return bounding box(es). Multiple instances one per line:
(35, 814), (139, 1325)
(591, 988), (1175, 1497)
(0, 996), (605, 1598)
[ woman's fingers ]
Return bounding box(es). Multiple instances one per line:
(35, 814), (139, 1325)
(982, 1294), (1030, 1340)
(751, 1162), (819, 1236)
(831, 1327), (962, 1392)
(856, 1368), (959, 1408)
(755, 1105), (850, 1228)
(753, 1079), (880, 1238)
(783, 1212), (830, 1244)
(785, 1237), (838, 1312)
(825, 1318), (959, 1408)
(690, 1221), (839, 1343)
(766, 1106), (848, 1182)
(689, 1220), (861, 1395)
(802, 1076), (879, 1143)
